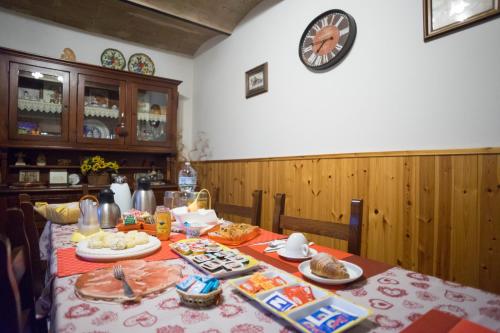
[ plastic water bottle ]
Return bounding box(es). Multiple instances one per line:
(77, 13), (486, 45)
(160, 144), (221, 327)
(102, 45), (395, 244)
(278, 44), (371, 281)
(178, 161), (197, 193)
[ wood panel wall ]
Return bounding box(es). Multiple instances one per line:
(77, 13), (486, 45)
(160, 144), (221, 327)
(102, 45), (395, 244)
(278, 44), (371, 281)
(194, 148), (500, 293)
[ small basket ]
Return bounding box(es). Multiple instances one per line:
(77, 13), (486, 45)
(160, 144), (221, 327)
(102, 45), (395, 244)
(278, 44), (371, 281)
(176, 287), (222, 308)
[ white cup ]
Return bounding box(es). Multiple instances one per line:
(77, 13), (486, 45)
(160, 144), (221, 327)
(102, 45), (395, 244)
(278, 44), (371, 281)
(285, 233), (310, 257)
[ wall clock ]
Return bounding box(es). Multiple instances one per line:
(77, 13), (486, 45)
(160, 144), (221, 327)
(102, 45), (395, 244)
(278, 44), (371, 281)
(299, 9), (357, 70)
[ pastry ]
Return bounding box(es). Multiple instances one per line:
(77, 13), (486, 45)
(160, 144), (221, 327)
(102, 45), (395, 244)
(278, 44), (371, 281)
(310, 253), (349, 279)
(219, 223), (258, 240)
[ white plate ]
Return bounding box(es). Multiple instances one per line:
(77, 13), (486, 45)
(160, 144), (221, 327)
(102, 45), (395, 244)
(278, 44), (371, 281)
(76, 235), (161, 262)
(68, 173), (80, 185)
(298, 259), (363, 285)
(83, 119), (110, 139)
(277, 248), (318, 261)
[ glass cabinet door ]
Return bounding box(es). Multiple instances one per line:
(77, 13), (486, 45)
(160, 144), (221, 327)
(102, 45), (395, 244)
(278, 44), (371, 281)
(77, 75), (126, 144)
(131, 83), (174, 148)
(9, 63), (69, 141)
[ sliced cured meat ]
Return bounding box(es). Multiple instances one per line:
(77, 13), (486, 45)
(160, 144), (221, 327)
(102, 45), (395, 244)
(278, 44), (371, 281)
(75, 260), (182, 302)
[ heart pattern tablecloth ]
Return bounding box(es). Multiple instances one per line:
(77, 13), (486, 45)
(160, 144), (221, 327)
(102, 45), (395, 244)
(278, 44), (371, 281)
(52, 260), (297, 333)
(46, 223), (500, 332)
(335, 266), (500, 332)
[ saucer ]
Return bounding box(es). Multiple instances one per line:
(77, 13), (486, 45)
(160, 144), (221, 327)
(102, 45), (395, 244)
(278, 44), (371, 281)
(298, 259), (363, 285)
(277, 248), (318, 261)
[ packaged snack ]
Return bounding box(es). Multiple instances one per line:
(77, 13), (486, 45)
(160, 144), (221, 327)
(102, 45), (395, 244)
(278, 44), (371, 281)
(175, 244), (192, 255)
(297, 305), (357, 333)
(220, 250), (237, 257)
(123, 215), (137, 225)
(259, 280), (277, 291)
(176, 275), (197, 291)
(188, 280), (206, 294)
(193, 254), (213, 264)
(233, 255), (250, 264)
(239, 280), (261, 294)
(223, 261), (244, 271)
(271, 276), (287, 286)
(301, 286), (315, 302)
(201, 261), (223, 272)
(263, 291), (297, 312)
(282, 286), (315, 306)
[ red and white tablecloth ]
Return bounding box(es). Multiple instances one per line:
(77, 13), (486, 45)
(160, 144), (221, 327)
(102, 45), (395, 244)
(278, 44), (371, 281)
(44, 223), (500, 333)
(336, 267), (500, 332)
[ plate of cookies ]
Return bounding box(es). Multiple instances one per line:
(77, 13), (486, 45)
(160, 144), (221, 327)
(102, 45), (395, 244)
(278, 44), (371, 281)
(298, 253), (363, 285)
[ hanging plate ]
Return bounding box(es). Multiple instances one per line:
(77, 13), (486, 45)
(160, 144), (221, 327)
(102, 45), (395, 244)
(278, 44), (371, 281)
(128, 53), (155, 75)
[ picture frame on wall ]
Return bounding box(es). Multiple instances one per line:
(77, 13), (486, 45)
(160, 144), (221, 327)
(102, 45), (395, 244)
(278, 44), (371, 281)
(245, 62), (268, 98)
(424, 0), (500, 40)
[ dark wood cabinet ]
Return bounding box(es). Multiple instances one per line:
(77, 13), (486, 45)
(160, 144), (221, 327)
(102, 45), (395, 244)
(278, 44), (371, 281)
(76, 74), (127, 145)
(0, 47), (181, 153)
(8, 62), (70, 142)
(0, 47), (182, 228)
(129, 82), (177, 150)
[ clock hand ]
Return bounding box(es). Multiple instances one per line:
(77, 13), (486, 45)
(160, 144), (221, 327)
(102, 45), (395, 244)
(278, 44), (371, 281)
(306, 36), (334, 47)
(316, 40), (327, 53)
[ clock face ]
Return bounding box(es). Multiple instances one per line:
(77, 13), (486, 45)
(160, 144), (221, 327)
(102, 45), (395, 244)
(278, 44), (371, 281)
(299, 10), (357, 70)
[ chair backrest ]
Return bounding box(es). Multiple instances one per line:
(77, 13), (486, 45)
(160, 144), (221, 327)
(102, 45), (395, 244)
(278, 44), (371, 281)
(2, 208), (37, 332)
(19, 194), (45, 299)
(0, 234), (23, 333)
(213, 188), (263, 226)
(272, 193), (364, 256)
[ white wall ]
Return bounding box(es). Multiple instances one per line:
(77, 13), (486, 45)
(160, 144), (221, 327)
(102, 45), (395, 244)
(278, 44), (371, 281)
(194, 0), (500, 160)
(0, 8), (194, 152)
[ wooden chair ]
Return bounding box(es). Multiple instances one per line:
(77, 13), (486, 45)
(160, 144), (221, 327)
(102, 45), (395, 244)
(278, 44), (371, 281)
(19, 194), (46, 303)
(213, 188), (263, 226)
(272, 193), (364, 255)
(1, 208), (37, 333)
(0, 234), (24, 333)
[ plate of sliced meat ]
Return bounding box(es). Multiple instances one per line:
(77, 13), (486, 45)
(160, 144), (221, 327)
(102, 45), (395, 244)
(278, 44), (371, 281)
(75, 260), (182, 302)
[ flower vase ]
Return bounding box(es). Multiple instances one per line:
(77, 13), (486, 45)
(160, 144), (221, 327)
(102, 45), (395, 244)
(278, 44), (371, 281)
(87, 173), (110, 186)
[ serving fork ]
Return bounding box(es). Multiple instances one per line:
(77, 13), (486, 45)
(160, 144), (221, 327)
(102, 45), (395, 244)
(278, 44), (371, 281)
(113, 265), (135, 298)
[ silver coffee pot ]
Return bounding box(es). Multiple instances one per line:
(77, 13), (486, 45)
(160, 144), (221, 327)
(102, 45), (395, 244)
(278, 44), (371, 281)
(98, 188), (121, 228)
(132, 177), (156, 214)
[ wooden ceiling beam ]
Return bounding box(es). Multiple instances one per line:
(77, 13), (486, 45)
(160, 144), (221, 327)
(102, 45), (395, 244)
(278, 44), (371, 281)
(0, 0), (263, 55)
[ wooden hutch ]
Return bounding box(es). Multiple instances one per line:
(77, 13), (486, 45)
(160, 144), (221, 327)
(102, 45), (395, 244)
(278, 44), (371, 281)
(0, 47), (181, 231)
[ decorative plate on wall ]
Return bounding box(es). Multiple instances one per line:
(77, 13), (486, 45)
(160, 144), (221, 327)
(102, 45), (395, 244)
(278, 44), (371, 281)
(100, 48), (126, 70)
(128, 53), (155, 75)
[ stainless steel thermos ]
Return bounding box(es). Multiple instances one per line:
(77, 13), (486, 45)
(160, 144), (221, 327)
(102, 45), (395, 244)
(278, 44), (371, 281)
(132, 177), (156, 214)
(98, 188), (121, 228)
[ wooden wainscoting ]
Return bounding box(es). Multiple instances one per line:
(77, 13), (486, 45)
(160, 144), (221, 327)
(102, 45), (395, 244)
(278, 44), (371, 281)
(194, 148), (500, 293)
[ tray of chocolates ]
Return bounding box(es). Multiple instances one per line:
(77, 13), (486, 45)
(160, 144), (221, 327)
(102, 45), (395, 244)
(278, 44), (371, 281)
(170, 238), (260, 278)
(229, 269), (371, 333)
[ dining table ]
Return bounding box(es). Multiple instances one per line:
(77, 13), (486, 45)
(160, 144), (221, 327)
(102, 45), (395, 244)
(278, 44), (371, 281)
(39, 222), (500, 333)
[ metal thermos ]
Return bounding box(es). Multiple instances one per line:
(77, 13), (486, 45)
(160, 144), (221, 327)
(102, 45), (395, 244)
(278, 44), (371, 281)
(132, 177), (156, 214)
(98, 188), (121, 228)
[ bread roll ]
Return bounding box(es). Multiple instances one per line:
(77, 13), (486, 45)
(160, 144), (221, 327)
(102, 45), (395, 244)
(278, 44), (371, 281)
(310, 253), (349, 279)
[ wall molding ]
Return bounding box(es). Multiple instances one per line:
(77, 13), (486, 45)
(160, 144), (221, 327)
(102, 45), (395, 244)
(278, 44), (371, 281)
(196, 147), (500, 164)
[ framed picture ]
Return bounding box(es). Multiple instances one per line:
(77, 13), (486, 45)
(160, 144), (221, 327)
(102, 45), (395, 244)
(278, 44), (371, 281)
(245, 63), (268, 98)
(19, 170), (40, 183)
(424, 0), (500, 40)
